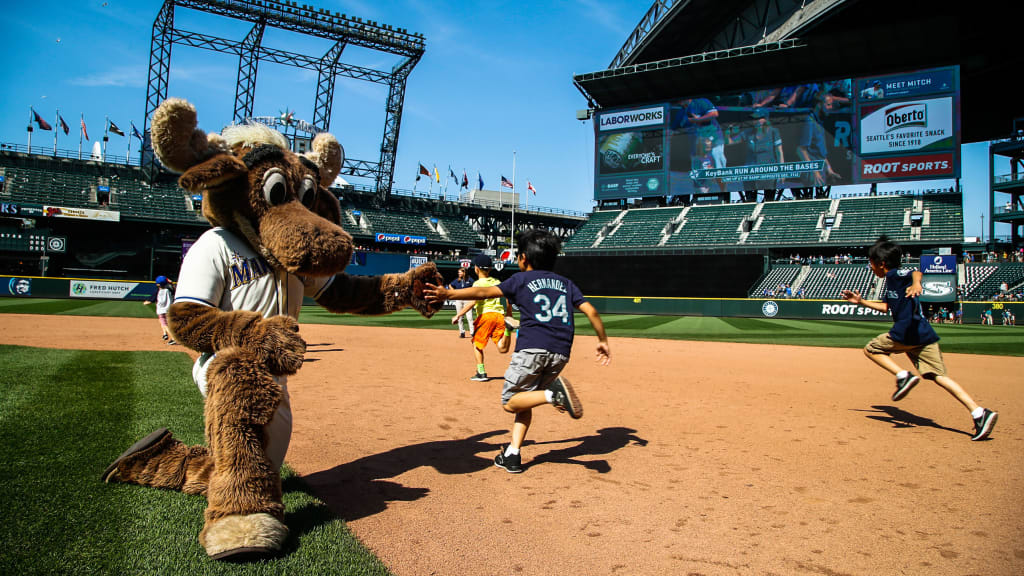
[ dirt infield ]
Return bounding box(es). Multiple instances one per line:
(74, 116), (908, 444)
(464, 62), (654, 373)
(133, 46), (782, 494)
(2, 313), (1022, 575)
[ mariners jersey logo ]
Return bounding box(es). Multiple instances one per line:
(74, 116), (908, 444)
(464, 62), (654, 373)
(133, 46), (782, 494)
(229, 253), (271, 289)
(761, 300), (779, 317)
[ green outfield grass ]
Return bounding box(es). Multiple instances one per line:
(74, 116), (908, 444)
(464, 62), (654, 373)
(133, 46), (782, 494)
(0, 345), (393, 576)
(2, 297), (1021, 356)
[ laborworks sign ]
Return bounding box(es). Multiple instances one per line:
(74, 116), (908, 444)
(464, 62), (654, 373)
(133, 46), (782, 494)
(597, 106), (665, 131)
(920, 255), (956, 274)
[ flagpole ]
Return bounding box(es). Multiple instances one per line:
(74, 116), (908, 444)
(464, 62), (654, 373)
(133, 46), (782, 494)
(27, 108), (33, 151)
(511, 150), (516, 252)
(53, 109), (59, 156)
(127, 121), (134, 166)
(443, 164), (451, 198)
(79, 114), (83, 160)
(103, 116), (109, 162)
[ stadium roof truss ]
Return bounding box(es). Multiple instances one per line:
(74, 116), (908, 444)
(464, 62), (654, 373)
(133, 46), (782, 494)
(144, 0), (426, 201)
(578, 0), (1022, 143)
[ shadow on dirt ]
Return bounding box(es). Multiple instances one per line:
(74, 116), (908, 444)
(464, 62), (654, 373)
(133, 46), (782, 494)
(524, 426), (649, 473)
(858, 405), (969, 437)
(297, 429), (505, 521)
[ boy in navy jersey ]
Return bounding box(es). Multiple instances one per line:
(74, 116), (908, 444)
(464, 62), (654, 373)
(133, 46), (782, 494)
(841, 236), (997, 441)
(424, 228), (611, 472)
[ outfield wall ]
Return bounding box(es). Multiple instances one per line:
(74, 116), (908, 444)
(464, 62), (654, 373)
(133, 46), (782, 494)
(588, 295), (1024, 324)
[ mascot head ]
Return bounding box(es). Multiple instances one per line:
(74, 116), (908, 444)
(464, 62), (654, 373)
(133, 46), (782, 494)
(150, 98), (352, 276)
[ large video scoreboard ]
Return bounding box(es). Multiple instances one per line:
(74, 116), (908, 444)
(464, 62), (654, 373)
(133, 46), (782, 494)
(593, 66), (960, 201)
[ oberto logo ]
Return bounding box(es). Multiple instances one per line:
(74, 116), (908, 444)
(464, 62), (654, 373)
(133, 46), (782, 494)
(761, 300), (779, 317)
(885, 103), (927, 132)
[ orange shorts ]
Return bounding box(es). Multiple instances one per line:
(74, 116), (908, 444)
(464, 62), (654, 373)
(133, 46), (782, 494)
(472, 312), (506, 350)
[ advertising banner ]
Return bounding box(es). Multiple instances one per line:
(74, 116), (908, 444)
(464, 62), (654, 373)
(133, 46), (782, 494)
(919, 274), (957, 302)
(43, 206), (121, 222)
(69, 280), (139, 299)
(859, 97), (954, 155)
(596, 106), (666, 131)
(597, 130), (664, 174)
(860, 153), (954, 180)
(375, 233), (427, 246)
(920, 255), (957, 274)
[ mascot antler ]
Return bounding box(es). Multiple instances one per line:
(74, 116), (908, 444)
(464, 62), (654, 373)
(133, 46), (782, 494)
(150, 98), (228, 174)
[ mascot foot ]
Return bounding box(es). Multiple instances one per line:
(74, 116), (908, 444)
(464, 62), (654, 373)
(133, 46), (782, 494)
(202, 513), (289, 562)
(101, 428), (171, 482)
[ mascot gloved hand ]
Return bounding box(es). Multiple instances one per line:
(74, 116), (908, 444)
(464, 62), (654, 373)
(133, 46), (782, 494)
(100, 98), (443, 562)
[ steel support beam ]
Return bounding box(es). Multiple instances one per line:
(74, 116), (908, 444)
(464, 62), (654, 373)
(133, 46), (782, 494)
(313, 41), (346, 132)
(142, 0), (175, 174)
(233, 21), (265, 124)
(376, 56), (418, 202)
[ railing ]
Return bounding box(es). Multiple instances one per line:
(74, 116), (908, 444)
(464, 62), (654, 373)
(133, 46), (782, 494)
(0, 142), (141, 166)
(3, 142), (589, 219)
(993, 172), (1024, 186)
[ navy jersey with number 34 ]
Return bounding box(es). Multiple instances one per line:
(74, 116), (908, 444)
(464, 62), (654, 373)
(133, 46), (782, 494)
(499, 270), (587, 357)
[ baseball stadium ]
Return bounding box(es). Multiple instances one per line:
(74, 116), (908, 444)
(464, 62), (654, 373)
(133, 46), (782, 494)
(1, 1), (1022, 575)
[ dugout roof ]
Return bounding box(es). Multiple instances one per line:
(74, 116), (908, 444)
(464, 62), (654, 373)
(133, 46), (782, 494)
(574, 0), (1021, 143)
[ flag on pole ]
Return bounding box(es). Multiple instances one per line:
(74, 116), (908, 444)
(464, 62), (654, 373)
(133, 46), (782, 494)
(109, 121), (125, 136)
(461, 170), (468, 189)
(131, 122), (144, 140)
(433, 165), (440, 183)
(59, 114), (70, 135)
(81, 117), (89, 141)
(477, 172), (484, 190)
(417, 163), (430, 180)
(449, 167), (457, 182)
(500, 176), (513, 188)
(527, 181), (537, 195)
(32, 109), (52, 130)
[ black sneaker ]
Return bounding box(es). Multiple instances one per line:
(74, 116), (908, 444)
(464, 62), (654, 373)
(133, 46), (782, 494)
(162, 333), (168, 341)
(167, 339), (178, 346)
(470, 372), (487, 382)
(494, 447), (523, 473)
(893, 373), (920, 401)
(549, 376), (583, 419)
(459, 333), (466, 338)
(971, 409), (998, 441)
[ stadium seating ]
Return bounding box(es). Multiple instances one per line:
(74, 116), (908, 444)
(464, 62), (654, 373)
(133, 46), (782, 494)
(965, 262), (1024, 299)
(663, 203), (755, 246)
(744, 200), (829, 245)
(962, 264), (997, 297)
(749, 264), (802, 297)
(919, 194), (964, 241)
(563, 210), (620, 250)
(798, 264), (875, 299)
(599, 208), (681, 248)
(827, 196), (915, 244)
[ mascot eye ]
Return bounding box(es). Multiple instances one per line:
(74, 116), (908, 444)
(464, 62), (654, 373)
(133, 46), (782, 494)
(262, 170), (288, 206)
(298, 177), (317, 208)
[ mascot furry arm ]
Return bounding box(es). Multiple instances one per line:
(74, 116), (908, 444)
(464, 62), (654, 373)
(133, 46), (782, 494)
(100, 98), (442, 562)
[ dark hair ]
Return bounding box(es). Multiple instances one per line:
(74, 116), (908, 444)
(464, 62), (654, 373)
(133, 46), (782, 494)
(516, 228), (561, 271)
(868, 235), (901, 269)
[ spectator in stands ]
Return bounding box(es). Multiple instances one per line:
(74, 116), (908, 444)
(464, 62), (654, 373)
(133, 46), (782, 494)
(449, 267), (476, 339)
(841, 236), (998, 441)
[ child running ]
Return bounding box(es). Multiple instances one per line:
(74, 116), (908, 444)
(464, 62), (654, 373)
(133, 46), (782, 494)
(452, 253), (512, 381)
(143, 275), (176, 345)
(841, 236), (997, 441)
(426, 228), (611, 473)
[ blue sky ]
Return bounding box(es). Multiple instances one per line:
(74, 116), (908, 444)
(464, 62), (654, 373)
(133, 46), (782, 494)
(0, 0), (1004, 238)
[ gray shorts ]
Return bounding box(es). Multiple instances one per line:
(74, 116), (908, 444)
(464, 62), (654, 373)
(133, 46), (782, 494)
(502, 348), (569, 404)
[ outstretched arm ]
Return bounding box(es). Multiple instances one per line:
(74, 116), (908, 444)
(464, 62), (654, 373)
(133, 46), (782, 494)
(423, 283), (503, 303)
(578, 301), (610, 365)
(840, 289), (888, 313)
(316, 262), (444, 318)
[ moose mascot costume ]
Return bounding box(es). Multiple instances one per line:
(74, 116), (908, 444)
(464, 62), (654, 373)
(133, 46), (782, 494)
(101, 98), (443, 561)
